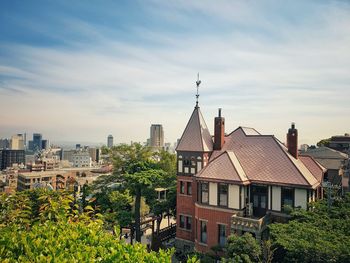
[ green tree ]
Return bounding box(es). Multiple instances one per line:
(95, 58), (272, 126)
(316, 138), (331, 147)
(124, 169), (164, 242)
(223, 233), (262, 263)
(92, 143), (177, 243)
(269, 193), (350, 262)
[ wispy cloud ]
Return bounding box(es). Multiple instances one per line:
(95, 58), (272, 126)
(0, 1), (349, 145)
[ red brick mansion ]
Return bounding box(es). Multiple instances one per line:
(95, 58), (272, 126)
(175, 103), (324, 253)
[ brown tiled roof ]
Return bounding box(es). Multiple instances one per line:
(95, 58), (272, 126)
(197, 151), (249, 183)
(299, 155), (325, 183)
(176, 106), (213, 152)
(200, 127), (319, 188)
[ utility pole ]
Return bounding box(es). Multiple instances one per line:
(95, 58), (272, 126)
(322, 181), (341, 212)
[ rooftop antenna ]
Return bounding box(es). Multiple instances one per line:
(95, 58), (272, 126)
(195, 73), (201, 108)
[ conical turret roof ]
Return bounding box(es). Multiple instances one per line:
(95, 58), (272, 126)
(176, 106), (213, 152)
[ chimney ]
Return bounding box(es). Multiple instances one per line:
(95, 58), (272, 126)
(287, 122), (298, 159)
(214, 108), (225, 150)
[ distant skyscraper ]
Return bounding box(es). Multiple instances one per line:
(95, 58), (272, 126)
(0, 149), (25, 170)
(41, 140), (50, 150)
(150, 124), (164, 149)
(0, 138), (10, 149)
(28, 140), (34, 151)
(107, 135), (113, 148)
(33, 133), (42, 152)
(10, 134), (25, 150)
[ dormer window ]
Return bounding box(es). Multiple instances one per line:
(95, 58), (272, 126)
(191, 157), (196, 166)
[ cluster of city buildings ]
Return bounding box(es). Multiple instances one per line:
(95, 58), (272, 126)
(2, 101), (349, 254)
(108, 125), (176, 153)
(0, 133), (112, 194)
(174, 101), (349, 253)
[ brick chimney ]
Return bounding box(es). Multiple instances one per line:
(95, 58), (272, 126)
(214, 108), (225, 150)
(287, 122), (298, 159)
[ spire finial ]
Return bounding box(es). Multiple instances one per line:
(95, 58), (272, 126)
(195, 73), (201, 107)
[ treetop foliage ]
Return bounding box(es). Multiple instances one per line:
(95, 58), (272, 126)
(0, 189), (174, 262)
(316, 138), (331, 147)
(269, 194), (350, 263)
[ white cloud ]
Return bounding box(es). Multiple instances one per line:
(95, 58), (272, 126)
(0, 1), (350, 145)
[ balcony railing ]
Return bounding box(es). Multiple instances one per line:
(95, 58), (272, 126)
(231, 213), (270, 233)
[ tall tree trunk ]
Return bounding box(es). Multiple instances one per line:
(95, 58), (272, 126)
(135, 187), (141, 242)
(156, 216), (162, 234)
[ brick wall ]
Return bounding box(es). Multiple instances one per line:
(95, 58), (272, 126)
(176, 175), (197, 242)
(195, 205), (233, 253)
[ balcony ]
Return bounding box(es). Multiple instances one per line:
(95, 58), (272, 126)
(231, 213), (270, 239)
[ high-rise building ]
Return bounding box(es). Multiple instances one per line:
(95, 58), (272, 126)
(28, 140), (34, 151)
(0, 138), (10, 149)
(107, 135), (113, 148)
(88, 147), (100, 163)
(41, 140), (50, 150)
(149, 124), (164, 149)
(10, 134), (25, 150)
(0, 149), (25, 170)
(33, 133), (42, 152)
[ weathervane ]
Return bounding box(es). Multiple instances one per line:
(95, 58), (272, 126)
(195, 73), (201, 107)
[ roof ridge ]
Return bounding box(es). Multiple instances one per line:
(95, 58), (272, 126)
(273, 137), (315, 187)
(198, 107), (205, 152)
(226, 151), (248, 182)
(175, 108), (196, 152)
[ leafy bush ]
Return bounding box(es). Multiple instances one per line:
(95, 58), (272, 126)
(0, 189), (173, 262)
(0, 219), (172, 262)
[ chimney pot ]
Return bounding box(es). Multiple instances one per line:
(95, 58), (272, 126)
(214, 108), (225, 150)
(287, 122), (298, 159)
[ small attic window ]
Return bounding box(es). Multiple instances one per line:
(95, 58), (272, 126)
(191, 157), (196, 166)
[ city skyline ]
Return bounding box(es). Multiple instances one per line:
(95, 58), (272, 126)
(1, 1), (350, 145)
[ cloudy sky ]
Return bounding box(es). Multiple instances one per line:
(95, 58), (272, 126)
(0, 0), (349, 146)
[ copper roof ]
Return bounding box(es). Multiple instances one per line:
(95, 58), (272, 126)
(176, 106), (213, 152)
(299, 155), (325, 183)
(197, 151), (249, 183)
(200, 127), (319, 188)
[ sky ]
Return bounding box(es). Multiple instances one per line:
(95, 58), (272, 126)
(0, 0), (349, 146)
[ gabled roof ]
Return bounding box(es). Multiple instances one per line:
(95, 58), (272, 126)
(299, 155), (325, 183)
(197, 151), (249, 183)
(176, 106), (213, 152)
(302, 147), (348, 170)
(303, 147), (348, 160)
(200, 127), (319, 188)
